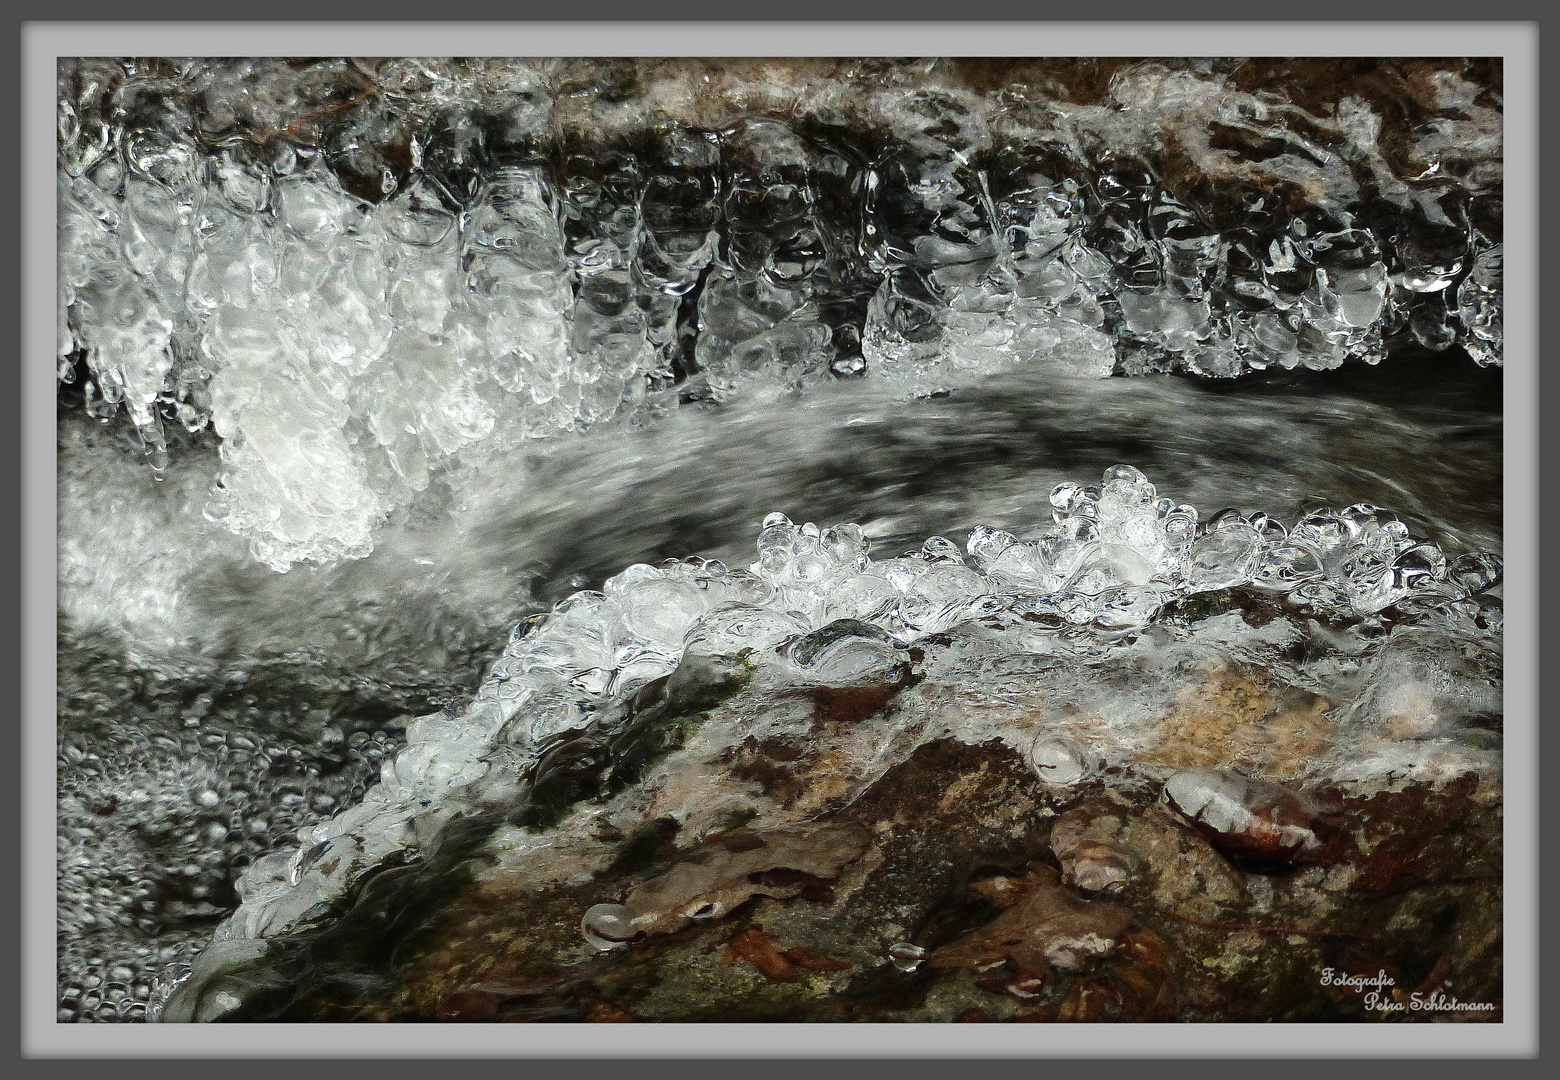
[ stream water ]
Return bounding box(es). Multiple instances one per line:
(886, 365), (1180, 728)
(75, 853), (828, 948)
(54, 56), (1502, 1023)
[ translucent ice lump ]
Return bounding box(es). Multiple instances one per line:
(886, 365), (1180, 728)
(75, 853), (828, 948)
(215, 464), (1499, 944)
(59, 58), (1502, 571)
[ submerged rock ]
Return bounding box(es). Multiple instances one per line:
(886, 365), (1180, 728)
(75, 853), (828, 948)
(926, 863), (1134, 975)
(162, 730), (1500, 1023)
(610, 823), (872, 939)
(160, 636), (1501, 1023)
(1049, 806), (1133, 894)
(150, 457), (1501, 1024)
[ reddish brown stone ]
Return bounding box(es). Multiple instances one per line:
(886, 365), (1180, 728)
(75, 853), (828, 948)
(582, 999), (635, 1023)
(435, 987), (508, 1023)
(810, 684), (901, 727)
(722, 928), (803, 983)
(930, 863), (1134, 976)
(1057, 979), (1112, 1023)
(1164, 769), (1352, 874)
(781, 946), (852, 972)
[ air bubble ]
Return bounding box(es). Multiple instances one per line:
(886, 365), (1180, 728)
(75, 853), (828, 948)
(581, 903), (636, 952)
(888, 942), (927, 972)
(1030, 737), (1086, 786)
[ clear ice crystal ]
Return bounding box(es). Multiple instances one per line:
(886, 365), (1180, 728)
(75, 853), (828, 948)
(59, 59), (1501, 572)
(788, 619), (905, 686)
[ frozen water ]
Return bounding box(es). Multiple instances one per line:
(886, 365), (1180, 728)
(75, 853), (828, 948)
(59, 57), (1502, 573)
(1029, 736), (1087, 786)
(581, 903), (636, 952)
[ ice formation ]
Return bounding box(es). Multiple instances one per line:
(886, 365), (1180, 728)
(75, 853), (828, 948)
(206, 464), (1502, 951)
(58, 58), (1503, 571)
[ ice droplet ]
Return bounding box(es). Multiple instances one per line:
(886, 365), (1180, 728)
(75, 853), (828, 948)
(888, 942), (927, 972)
(581, 903), (636, 952)
(789, 619), (904, 686)
(1030, 736), (1087, 786)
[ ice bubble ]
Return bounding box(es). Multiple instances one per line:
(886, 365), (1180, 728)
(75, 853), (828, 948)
(1290, 509), (1351, 555)
(1449, 552), (1502, 597)
(887, 942), (927, 972)
(684, 603), (810, 658)
(1030, 737), (1086, 786)
(1050, 481), (1096, 521)
(1338, 548), (1399, 615)
(1184, 522), (1263, 592)
(581, 903), (637, 952)
(789, 619), (905, 686)
(1251, 544), (1326, 591)
(619, 576), (712, 649)
(965, 525), (1017, 569)
(1162, 768), (1337, 873)
(822, 522), (869, 558)
(821, 573), (900, 625)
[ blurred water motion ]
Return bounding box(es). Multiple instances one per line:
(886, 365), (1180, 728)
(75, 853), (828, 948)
(60, 350), (1499, 678)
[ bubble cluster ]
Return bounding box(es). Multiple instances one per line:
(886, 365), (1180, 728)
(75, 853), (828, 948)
(55, 643), (427, 1022)
(58, 57), (1502, 572)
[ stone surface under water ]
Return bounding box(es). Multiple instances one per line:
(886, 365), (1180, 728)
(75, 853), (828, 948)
(158, 661), (1502, 1023)
(152, 457), (1501, 1023)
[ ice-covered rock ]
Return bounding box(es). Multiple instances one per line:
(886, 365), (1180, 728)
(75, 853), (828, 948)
(199, 464), (1500, 952)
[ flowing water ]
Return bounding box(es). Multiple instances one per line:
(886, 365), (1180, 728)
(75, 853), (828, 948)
(54, 56), (1502, 1023)
(61, 350), (1500, 673)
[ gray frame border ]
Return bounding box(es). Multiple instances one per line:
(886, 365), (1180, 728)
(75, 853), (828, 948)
(23, 20), (1538, 1058)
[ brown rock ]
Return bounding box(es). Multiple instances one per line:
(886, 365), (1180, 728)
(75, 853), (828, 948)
(1049, 806), (1132, 894)
(930, 864), (1134, 975)
(722, 928), (803, 983)
(810, 684), (902, 728)
(621, 823), (872, 936)
(581, 997), (636, 1023)
(1162, 768), (1350, 874)
(781, 945), (852, 973)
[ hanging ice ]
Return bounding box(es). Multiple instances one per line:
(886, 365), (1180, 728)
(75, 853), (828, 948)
(59, 58), (1502, 573)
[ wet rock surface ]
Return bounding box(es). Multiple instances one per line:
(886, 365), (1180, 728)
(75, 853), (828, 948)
(166, 656), (1501, 1024)
(58, 354), (1503, 1024)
